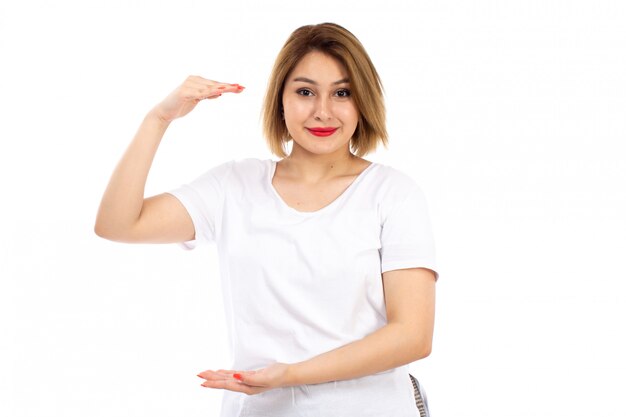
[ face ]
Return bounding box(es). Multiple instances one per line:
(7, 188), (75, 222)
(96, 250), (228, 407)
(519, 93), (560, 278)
(281, 51), (359, 158)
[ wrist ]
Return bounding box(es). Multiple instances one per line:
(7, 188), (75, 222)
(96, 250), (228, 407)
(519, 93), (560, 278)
(146, 108), (173, 128)
(284, 362), (302, 387)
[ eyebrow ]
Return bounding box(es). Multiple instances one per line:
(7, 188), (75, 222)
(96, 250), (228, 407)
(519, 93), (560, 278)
(291, 77), (350, 86)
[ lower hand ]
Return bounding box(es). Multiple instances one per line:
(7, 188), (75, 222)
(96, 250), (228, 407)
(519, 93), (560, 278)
(197, 362), (291, 396)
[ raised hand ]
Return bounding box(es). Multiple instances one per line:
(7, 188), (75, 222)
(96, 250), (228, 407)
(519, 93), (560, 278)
(151, 75), (244, 123)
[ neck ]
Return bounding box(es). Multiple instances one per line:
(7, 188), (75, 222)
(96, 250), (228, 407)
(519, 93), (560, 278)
(281, 145), (358, 183)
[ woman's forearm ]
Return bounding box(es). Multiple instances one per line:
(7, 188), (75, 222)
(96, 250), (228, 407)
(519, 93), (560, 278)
(94, 110), (170, 238)
(286, 322), (431, 386)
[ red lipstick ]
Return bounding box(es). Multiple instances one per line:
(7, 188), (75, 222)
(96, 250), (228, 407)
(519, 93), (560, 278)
(306, 127), (338, 137)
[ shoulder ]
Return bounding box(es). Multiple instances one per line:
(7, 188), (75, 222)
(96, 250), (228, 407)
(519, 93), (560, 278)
(230, 157), (271, 174)
(369, 162), (423, 196)
(195, 157), (269, 180)
(225, 157), (273, 184)
(367, 163), (430, 222)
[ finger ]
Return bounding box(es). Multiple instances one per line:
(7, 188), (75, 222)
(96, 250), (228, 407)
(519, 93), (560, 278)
(187, 77), (242, 90)
(201, 378), (242, 390)
(201, 86), (243, 100)
(184, 76), (244, 92)
(200, 378), (269, 395)
(227, 83), (245, 90)
(197, 368), (256, 381)
(186, 75), (220, 85)
(215, 369), (239, 377)
(180, 80), (228, 98)
(210, 81), (245, 91)
(213, 84), (245, 94)
(176, 85), (214, 101)
(219, 370), (256, 376)
(197, 370), (231, 380)
(232, 370), (257, 375)
(202, 89), (225, 100)
(235, 372), (264, 387)
(191, 79), (245, 97)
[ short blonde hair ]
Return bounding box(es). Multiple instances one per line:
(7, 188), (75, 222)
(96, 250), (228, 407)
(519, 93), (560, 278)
(262, 23), (388, 158)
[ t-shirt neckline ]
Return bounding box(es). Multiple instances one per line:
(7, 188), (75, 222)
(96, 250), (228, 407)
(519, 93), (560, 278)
(268, 159), (377, 216)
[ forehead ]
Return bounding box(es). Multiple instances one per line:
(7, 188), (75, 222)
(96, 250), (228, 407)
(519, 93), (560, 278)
(287, 51), (349, 82)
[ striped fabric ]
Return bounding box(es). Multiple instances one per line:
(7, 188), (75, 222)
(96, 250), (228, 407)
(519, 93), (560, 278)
(409, 374), (430, 417)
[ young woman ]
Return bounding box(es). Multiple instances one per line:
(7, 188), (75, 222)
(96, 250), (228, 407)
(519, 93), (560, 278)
(95, 22), (437, 417)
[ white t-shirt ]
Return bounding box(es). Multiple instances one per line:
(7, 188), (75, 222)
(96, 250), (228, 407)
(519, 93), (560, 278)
(168, 157), (437, 417)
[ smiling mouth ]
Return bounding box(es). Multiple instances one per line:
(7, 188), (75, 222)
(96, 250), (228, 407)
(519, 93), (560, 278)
(306, 127), (338, 137)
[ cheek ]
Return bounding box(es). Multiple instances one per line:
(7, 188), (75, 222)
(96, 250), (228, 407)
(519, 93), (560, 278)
(283, 98), (310, 121)
(335, 103), (359, 126)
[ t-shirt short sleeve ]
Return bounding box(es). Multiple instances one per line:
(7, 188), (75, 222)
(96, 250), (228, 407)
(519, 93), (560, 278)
(166, 160), (234, 250)
(380, 182), (438, 279)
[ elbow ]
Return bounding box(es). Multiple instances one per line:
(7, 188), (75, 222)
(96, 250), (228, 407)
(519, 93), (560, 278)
(94, 217), (104, 237)
(409, 334), (433, 361)
(394, 324), (433, 362)
(93, 218), (124, 241)
(415, 342), (432, 360)
(94, 208), (112, 239)
(94, 218), (141, 243)
(94, 221), (112, 240)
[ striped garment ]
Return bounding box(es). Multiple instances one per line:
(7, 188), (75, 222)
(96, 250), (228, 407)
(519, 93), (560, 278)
(409, 374), (430, 417)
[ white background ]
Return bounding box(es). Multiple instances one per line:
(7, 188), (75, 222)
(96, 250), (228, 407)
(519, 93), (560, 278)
(1, 1), (625, 416)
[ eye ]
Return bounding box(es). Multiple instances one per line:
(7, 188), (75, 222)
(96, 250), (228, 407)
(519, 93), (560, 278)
(297, 88), (314, 97)
(335, 88), (351, 98)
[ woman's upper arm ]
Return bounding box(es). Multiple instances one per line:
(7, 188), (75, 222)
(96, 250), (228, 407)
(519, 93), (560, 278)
(123, 193), (195, 243)
(382, 267), (437, 357)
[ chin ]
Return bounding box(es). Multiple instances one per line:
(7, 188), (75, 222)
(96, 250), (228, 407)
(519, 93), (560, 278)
(302, 143), (348, 156)
(297, 139), (349, 153)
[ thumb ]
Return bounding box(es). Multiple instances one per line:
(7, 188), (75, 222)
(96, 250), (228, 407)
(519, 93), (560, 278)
(234, 370), (262, 385)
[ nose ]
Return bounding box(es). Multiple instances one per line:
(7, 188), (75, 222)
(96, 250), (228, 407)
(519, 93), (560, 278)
(314, 96), (332, 121)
